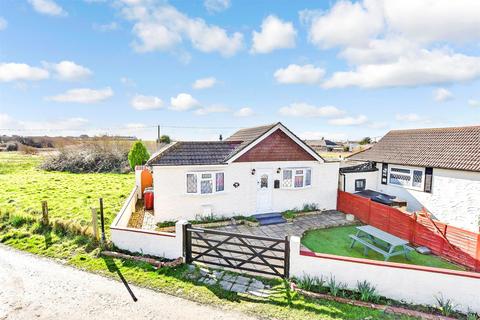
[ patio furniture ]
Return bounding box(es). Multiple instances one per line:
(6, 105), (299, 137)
(349, 225), (413, 261)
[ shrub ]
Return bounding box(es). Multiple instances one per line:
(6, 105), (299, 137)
(128, 141), (150, 170)
(9, 213), (36, 228)
(40, 142), (130, 173)
(356, 280), (379, 302)
(302, 203), (319, 212)
(326, 275), (346, 297)
(159, 135), (171, 143)
(5, 142), (18, 151)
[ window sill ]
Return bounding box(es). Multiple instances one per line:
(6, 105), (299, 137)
(185, 191), (227, 196)
(387, 183), (423, 192)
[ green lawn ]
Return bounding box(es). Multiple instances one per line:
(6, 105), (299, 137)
(0, 152), (133, 232)
(0, 152), (417, 319)
(302, 225), (464, 270)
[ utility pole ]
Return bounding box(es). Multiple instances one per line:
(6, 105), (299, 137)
(156, 125), (161, 149)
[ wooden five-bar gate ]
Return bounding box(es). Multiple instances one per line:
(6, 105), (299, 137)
(183, 224), (290, 278)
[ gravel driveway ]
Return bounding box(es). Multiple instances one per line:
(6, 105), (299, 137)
(0, 244), (258, 320)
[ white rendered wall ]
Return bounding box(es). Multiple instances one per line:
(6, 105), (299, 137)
(289, 237), (480, 313)
(342, 171), (379, 193)
(375, 163), (480, 232)
(152, 161), (339, 222)
(110, 220), (185, 259)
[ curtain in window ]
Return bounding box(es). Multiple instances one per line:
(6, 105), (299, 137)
(186, 174), (197, 193)
(215, 172), (224, 192)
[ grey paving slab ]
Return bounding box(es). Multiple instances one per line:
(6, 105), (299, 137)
(230, 283), (248, 293)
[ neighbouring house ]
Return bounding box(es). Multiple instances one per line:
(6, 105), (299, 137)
(343, 125), (480, 232)
(143, 123), (339, 222)
(305, 138), (343, 152)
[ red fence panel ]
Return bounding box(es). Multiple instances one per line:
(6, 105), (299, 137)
(337, 190), (480, 272)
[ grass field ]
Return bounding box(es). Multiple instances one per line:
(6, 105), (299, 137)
(0, 152), (133, 231)
(0, 152), (420, 319)
(302, 225), (464, 270)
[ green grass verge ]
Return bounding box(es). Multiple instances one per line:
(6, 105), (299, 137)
(302, 225), (464, 270)
(0, 152), (417, 319)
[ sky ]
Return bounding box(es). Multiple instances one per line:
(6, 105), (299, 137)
(0, 0), (479, 141)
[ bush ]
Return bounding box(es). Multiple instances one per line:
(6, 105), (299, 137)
(159, 135), (171, 143)
(356, 280), (379, 302)
(5, 142), (18, 151)
(40, 142), (130, 173)
(128, 141), (150, 170)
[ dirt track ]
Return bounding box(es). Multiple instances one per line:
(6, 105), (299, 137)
(0, 244), (258, 320)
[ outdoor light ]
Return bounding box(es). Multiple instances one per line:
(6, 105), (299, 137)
(277, 167), (281, 174)
(251, 168), (256, 175)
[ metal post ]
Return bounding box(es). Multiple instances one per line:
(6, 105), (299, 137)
(99, 198), (106, 243)
(283, 235), (290, 279)
(183, 223), (192, 264)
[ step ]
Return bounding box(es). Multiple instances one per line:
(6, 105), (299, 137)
(257, 216), (286, 226)
(252, 212), (282, 219)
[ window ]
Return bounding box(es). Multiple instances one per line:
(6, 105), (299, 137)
(260, 174), (268, 188)
(186, 172), (225, 195)
(355, 179), (366, 191)
(388, 166), (424, 190)
(215, 172), (224, 192)
(282, 168), (311, 189)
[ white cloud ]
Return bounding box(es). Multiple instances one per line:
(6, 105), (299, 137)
(0, 62), (49, 82)
(323, 49), (480, 88)
(120, 76), (136, 86)
(395, 113), (422, 122)
(279, 103), (345, 118)
(382, 0), (480, 44)
(194, 105), (229, 116)
(204, 0), (231, 14)
(0, 113), (88, 134)
(93, 22), (119, 32)
(234, 107), (254, 117)
(468, 99), (479, 107)
(193, 77), (217, 89)
(274, 64), (325, 85)
(251, 15), (296, 54)
(123, 4), (243, 56)
(433, 88), (453, 102)
(44, 60), (92, 81)
(28, 0), (67, 16)
(0, 17), (7, 31)
(170, 93), (199, 111)
(305, 1), (384, 49)
(328, 115), (368, 126)
(299, 131), (347, 141)
(126, 123), (147, 129)
(46, 87), (113, 104)
(131, 94), (163, 110)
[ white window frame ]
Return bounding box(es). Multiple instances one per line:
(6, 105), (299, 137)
(186, 171), (225, 195)
(281, 168), (312, 189)
(387, 165), (424, 191)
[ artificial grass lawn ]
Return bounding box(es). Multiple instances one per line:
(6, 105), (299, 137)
(302, 225), (464, 271)
(0, 153), (133, 234)
(0, 152), (417, 319)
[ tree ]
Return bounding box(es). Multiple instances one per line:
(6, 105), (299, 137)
(159, 135), (171, 143)
(359, 137), (371, 145)
(128, 141), (150, 169)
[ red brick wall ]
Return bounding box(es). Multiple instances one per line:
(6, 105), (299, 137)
(234, 129), (316, 162)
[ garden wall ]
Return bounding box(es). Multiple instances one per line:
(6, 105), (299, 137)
(110, 185), (185, 259)
(337, 191), (480, 271)
(290, 237), (480, 313)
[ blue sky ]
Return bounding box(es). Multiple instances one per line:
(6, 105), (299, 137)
(0, 0), (479, 141)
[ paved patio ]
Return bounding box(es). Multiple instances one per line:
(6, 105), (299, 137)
(216, 210), (353, 239)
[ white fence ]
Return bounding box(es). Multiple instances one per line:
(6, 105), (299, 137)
(289, 236), (480, 313)
(110, 186), (185, 259)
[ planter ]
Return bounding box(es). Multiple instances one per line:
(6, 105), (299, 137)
(293, 287), (457, 320)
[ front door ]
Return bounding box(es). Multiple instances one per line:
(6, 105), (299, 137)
(256, 169), (272, 213)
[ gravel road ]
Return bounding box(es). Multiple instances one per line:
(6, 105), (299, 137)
(0, 244), (259, 320)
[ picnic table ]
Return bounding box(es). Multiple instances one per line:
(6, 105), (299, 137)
(349, 225), (412, 261)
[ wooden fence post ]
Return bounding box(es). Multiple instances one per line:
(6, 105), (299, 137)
(41, 201), (49, 225)
(476, 233), (480, 272)
(410, 212), (417, 244)
(91, 207), (99, 241)
(99, 198), (106, 243)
